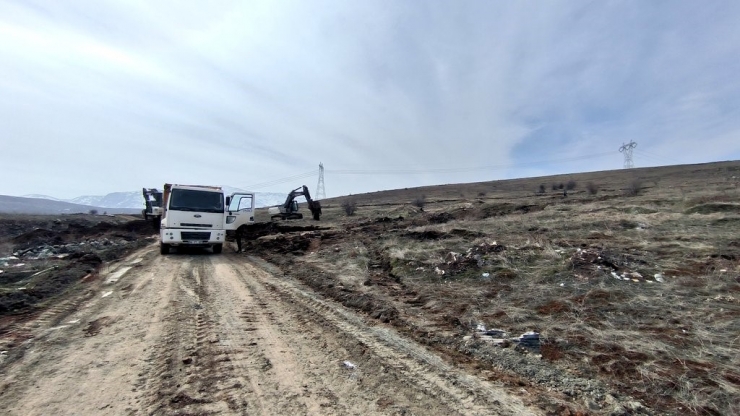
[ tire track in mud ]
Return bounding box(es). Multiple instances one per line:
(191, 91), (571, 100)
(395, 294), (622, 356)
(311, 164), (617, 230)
(0, 246), (177, 415)
(221, 255), (536, 416)
(1, 247), (537, 415)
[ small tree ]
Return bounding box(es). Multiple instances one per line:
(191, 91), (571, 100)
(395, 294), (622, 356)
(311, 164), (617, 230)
(537, 184), (546, 194)
(558, 183), (564, 190)
(566, 180), (577, 191)
(586, 182), (598, 195)
(89, 209), (98, 215)
(625, 179), (642, 196)
(412, 195), (426, 210)
(341, 199), (357, 216)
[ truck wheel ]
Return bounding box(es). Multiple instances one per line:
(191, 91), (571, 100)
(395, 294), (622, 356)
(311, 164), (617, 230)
(160, 243), (170, 255)
(212, 244), (223, 254)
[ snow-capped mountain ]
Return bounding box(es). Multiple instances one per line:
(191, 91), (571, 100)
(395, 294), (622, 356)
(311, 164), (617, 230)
(21, 194), (64, 201)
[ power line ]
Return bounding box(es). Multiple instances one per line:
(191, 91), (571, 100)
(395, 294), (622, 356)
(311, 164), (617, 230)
(619, 140), (637, 169)
(242, 170), (318, 190)
(327, 151), (615, 175)
(241, 150), (617, 192)
(634, 149), (679, 165)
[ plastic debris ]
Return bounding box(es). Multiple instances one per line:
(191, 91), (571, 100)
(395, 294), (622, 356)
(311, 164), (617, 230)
(481, 272), (490, 278)
(481, 329), (507, 337)
(434, 267), (445, 276)
(559, 282), (565, 287)
(101, 291), (113, 298)
(654, 273), (665, 283)
(342, 360), (356, 369)
(517, 331), (540, 348)
(611, 272), (621, 280)
(476, 323), (486, 332)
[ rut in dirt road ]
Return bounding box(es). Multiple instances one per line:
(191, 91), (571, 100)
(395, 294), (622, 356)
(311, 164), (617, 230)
(0, 246), (537, 415)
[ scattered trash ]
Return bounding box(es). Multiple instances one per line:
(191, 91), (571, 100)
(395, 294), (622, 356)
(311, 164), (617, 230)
(611, 272), (621, 280)
(481, 272), (490, 278)
(654, 273), (665, 283)
(517, 331), (540, 348)
(101, 291), (113, 298)
(342, 360), (356, 370)
(719, 269), (727, 273)
(559, 282), (565, 287)
(476, 323), (486, 332)
(14, 263), (26, 268)
(481, 328), (507, 337)
(434, 267), (445, 276)
(0, 270), (3, 275)
(67, 319), (80, 324)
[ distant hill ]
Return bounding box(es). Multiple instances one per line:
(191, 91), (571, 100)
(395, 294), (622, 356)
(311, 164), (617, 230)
(16, 188), (290, 213)
(0, 195), (140, 215)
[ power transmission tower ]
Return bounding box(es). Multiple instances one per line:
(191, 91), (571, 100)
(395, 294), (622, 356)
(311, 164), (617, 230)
(619, 141), (637, 169)
(316, 163), (326, 199)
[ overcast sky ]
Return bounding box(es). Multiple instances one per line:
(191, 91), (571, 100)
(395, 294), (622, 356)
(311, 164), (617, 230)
(1, 0), (739, 199)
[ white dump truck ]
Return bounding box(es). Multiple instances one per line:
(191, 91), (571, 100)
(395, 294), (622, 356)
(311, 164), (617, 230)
(159, 184), (255, 255)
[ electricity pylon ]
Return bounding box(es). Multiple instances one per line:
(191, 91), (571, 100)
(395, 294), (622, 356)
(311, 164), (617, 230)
(619, 141), (637, 169)
(316, 163), (326, 200)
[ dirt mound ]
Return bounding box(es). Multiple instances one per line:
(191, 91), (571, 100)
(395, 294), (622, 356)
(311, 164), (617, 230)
(0, 216), (155, 315)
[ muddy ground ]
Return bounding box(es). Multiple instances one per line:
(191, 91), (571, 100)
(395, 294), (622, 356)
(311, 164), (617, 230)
(0, 161), (739, 415)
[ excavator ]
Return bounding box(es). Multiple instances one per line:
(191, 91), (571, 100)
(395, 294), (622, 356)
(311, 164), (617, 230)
(142, 188), (163, 228)
(268, 185), (322, 220)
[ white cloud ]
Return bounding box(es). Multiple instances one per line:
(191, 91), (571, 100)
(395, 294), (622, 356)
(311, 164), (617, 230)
(1, 1), (739, 198)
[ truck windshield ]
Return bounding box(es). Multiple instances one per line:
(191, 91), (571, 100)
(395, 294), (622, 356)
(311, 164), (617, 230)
(169, 189), (224, 213)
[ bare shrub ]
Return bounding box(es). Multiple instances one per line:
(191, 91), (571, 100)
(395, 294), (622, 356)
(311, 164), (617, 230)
(537, 184), (546, 194)
(558, 183), (564, 190)
(552, 183), (559, 191)
(412, 195), (426, 210)
(625, 179), (642, 196)
(477, 191), (486, 197)
(88, 209), (98, 215)
(341, 199), (357, 216)
(586, 182), (598, 195)
(566, 180), (577, 191)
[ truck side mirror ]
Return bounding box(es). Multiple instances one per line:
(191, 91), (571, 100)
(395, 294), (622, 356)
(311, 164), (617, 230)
(225, 196), (231, 206)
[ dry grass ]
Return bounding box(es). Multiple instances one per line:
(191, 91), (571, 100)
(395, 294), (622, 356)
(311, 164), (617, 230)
(263, 161), (740, 414)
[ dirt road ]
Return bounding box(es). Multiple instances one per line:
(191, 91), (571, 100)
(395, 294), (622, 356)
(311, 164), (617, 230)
(0, 244), (536, 415)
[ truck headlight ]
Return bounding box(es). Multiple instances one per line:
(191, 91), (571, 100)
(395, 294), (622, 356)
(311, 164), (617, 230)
(226, 216), (236, 224)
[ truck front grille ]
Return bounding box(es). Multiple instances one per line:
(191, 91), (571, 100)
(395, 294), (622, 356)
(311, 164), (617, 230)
(181, 232), (211, 241)
(180, 223), (213, 227)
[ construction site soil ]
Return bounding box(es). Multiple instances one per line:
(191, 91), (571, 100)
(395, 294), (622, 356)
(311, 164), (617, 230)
(1, 161), (739, 415)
